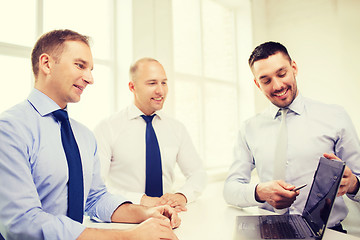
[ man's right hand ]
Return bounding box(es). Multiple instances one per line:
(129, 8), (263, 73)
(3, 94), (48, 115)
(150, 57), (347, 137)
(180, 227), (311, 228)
(126, 217), (179, 240)
(78, 217), (178, 240)
(255, 180), (299, 209)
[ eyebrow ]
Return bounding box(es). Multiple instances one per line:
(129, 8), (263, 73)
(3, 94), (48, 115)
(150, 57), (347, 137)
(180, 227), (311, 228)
(146, 78), (168, 82)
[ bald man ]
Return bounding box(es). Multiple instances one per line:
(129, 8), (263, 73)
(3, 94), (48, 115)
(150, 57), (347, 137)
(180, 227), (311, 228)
(94, 58), (207, 212)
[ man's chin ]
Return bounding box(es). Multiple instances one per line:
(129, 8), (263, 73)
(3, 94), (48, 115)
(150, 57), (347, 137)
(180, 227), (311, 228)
(69, 96), (81, 104)
(271, 99), (291, 108)
(152, 104), (164, 112)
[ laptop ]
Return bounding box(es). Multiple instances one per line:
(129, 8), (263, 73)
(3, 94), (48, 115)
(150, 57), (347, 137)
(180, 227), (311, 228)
(233, 157), (345, 240)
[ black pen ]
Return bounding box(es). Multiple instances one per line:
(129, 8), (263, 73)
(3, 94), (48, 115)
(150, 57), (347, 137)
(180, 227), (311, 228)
(292, 184), (307, 191)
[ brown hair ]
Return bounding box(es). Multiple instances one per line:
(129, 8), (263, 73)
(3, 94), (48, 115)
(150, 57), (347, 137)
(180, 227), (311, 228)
(248, 41), (291, 68)
(31, 29), (90, 77)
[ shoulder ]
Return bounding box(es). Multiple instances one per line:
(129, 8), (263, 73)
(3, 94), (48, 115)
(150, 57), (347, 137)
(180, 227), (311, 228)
(303, 97), (349, 119)
(158, 113), (187, 132)
(241, 109), (270, 130)
(94, 108), (128, 132)
(304, 97), (344, 111)
(0, 100), (42, 149)
(0, 100), (38, 131)
(155, 114), (191, 143)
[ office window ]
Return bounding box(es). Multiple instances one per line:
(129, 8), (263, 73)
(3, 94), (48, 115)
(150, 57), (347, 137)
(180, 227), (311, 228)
(43, 0), (114, 129)
(0, 0), (121, 130)
(202, 0), (236, 82)
(172, 0), (202, 76)
(172, 0), (239, 169)
(43, 0), (112, 61)
(0, 0), (36, 47)
(0, 56), (32, 112)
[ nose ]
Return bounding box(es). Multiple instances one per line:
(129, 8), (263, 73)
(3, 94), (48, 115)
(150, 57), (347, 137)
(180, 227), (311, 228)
(155, 83), (165, 95)
(273, 78), (283, 91)
(83, 69), (94, 85)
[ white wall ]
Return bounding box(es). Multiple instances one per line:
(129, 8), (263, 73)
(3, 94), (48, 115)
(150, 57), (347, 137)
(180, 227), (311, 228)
(250, 0), (360, 235)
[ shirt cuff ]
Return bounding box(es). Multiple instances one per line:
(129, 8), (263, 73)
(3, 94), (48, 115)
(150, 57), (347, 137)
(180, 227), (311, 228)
(347, 176), (360, 201)
(248, 183), (263, 205)
(175, 188), (195, 203)
(87, 193), (130, 223)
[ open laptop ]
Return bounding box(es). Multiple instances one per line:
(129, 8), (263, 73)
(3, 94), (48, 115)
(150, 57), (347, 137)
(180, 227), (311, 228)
(233, 157), (345, 240)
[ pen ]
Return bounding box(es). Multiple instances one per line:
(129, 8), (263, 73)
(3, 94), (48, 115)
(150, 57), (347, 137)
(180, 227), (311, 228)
(292, 184), (307, 191)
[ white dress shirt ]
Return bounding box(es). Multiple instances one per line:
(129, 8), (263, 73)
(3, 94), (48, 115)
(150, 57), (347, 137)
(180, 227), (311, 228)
(94, 104), (207, 204)
(223, 93), (360, 228)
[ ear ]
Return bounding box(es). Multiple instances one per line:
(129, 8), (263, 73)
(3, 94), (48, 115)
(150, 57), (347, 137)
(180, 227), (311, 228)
(39, 53), (52, 75)
(254, 78), (261, 89)
(291, 60), (298, 77)
(128, 81), (135, 93)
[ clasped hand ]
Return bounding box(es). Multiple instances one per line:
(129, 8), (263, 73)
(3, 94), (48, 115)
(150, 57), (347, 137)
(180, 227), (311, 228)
(141, 193), (187, 212)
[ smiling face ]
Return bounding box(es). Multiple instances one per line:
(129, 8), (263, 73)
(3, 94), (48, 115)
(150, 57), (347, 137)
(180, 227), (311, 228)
(129, 60), (168, 116)
(36, 40), (94, 109)
(252, 52), (299, 108)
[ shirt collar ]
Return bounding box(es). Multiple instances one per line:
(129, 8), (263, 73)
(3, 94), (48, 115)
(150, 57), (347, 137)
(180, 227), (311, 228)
(269, 92), (305, 119)
(127, 102), (164, 120)
(27, 88), (63, 117)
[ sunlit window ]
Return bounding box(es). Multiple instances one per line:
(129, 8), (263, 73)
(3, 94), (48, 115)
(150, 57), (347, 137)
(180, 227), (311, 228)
(0, 0), (116, 130)
(0, 0), (250, 171)
(0, 56), (32, 112)
(43, 0), (112, 61)
(0, 0), (36, 47)
(172, 0), (239, 169)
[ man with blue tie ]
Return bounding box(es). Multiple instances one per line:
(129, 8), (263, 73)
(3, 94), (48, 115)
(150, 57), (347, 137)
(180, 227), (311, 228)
(94, 58), (207, 212)
(223, 41), (360, 233)
(0, 29), (180, 240)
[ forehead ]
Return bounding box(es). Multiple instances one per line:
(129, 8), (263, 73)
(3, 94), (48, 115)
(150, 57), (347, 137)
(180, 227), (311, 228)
(61, 41), (93, 67)
(252, 52), (290, 79)
(135, 61), (167, 81)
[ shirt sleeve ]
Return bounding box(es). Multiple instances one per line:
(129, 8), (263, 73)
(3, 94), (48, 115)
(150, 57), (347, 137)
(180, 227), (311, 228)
(334, 108), (360, 202)
(0, 117), (85, 240)
(223, 124), (263, 207)
(175, 123), (207, 203)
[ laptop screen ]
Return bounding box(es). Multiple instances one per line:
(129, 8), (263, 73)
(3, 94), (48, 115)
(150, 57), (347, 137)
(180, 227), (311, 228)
(302, 157), (345, 238)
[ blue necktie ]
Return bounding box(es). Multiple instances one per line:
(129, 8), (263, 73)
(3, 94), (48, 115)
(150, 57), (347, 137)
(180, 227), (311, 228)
(141, 115), (163, 197)
(53, 109), (84, 223)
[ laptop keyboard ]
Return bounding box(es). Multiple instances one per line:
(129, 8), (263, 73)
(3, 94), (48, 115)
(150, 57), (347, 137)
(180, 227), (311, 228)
(259, 215), (310, 239)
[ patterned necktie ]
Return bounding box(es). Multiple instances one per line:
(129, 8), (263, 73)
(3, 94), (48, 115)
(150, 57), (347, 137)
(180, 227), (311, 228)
(141, 115), (163, 197)
(53, 109), (84, 223)
(273, 108), (289, 180)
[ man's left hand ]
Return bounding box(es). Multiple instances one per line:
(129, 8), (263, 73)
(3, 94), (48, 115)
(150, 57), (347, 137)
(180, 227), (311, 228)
(146, 205), (182, 229)
(159, 193), (187, 212)
(323, 153), (360, 196)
